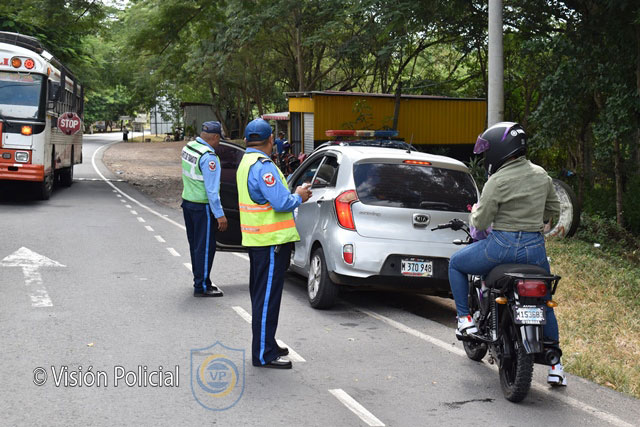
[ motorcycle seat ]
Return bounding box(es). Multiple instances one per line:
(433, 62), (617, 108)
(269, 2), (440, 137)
(485, 264), (550, 289)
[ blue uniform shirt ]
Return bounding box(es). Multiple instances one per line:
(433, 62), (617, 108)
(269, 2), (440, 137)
(196, 137), (225, 218)
(246, 147), (302, 212)
(274, 138), (284, 155)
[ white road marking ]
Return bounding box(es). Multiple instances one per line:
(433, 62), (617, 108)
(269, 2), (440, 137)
(232, 306), (253, 323)
(154, 235), (166, 243)
(137, 217), (146, 223)
(0, 247), (65, 308)
(231, 306), (305, 362)
(359, 309), (634, 427)
(166, 248), (180, 257)
(116, 194), (122, 198)
(91, 143), (186, 230)
(145, 226), (154, 232)
(130, 210), (138, 215)
(359, 309), (465, 357)
(120, 199), (126, 203)
(275, 339), (306, 362)
(183, 263), (192, 272)
(329, 389), (385, 427)
(232, 252), (250, 261)
(125, 204), (132, 209)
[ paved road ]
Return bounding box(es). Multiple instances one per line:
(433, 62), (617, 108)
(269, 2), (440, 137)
(1, 133), (639, 426)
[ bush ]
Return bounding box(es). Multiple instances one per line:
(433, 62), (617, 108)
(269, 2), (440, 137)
(576, 213), (640, 264)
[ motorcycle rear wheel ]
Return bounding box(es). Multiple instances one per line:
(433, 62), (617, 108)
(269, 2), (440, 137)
(463, 286), (488, 361)
(499, 326), (534, 402)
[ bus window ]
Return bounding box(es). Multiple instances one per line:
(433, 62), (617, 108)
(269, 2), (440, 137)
(0, 72), (43, 119)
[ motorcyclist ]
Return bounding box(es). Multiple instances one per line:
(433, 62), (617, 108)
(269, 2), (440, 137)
(448, 122), (567, 386)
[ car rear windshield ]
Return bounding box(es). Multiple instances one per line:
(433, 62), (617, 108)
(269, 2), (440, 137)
(353, 163), (477, 212)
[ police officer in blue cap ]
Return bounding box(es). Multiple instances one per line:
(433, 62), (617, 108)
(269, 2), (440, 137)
(236, 118), (312, 369)
(181, 121), (228, 297)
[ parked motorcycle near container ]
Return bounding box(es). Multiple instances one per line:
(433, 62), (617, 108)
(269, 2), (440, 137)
(434, 219), (562, 402)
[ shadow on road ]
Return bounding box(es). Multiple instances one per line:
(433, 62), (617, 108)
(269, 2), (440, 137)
(284, 271), (457, 328)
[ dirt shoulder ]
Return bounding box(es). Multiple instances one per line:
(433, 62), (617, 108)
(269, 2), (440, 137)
(103, 141), (184, 210)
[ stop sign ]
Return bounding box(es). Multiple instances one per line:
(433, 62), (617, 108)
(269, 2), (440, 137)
(58, 112), (82, 135)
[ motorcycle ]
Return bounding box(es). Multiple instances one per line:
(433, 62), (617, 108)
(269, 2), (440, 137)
(434, 219), (562, 402)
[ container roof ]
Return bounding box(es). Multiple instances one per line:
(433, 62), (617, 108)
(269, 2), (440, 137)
(285, 90), (484, 102)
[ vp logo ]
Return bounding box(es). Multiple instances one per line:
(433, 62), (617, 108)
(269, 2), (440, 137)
(413, 213), (430, 227)
(191, 341), (245, 411)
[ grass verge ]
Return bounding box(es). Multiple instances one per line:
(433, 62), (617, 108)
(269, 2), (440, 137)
(546, 237), (640, 398)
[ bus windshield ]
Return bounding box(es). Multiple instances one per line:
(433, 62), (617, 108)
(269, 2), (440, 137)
(0, 72), (43, 119)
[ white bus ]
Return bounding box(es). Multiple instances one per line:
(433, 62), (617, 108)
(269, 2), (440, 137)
(0, 32), (83, 199)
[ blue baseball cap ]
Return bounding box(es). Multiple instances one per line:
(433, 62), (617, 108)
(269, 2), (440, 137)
(244, 118), (273, 142)
(202, 121), (222, 135)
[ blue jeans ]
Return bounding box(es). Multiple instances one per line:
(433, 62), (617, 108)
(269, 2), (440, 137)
(448, 230), (559, 341)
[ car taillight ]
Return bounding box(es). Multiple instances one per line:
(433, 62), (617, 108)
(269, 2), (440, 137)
(335, 190), (358, 230)
(343, 244), (354, 264)
(516, 280), (548, 297)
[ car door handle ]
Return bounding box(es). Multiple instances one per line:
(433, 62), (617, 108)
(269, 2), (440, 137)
(316, 198), (329, 205)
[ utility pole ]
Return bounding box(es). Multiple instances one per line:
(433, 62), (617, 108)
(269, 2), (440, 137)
(488, 0), (504, 126)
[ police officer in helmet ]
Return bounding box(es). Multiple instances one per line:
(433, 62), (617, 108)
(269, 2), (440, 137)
(236, 118), (312, 369)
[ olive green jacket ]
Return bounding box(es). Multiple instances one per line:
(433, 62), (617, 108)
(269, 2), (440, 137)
(471, 157), (560, 232)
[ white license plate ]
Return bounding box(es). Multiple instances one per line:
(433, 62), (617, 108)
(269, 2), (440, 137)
(515, 306), (545, 325)
(400, 259), (433, 277)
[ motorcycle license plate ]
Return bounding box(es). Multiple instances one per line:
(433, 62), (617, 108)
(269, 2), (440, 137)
(401, 258), (433, 277)
(514, 306), (546, 325)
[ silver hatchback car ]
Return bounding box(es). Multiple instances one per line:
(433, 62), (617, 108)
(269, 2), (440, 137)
(285, 139), (479, 309)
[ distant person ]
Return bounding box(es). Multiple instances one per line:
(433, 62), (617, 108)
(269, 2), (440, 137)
(181, 121), (228, 297)
(123, 127), (129, 142)
(274, 131), (286, 156)
(236, 118), (312, 369)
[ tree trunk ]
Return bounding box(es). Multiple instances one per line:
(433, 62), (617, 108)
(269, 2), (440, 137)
(613, 138), (624, 227)
(392, 82), (402, 131)
(635, 23), (640, 171)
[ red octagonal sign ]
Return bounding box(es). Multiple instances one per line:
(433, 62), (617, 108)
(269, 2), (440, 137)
(58, 112), (82, 135)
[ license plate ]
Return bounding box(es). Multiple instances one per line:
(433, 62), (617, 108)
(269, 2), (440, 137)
(400, 258), (433, 277)
(514, 306), (546, 325)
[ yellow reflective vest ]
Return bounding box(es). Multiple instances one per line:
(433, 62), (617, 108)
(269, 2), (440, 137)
(236, 152), (300, 247)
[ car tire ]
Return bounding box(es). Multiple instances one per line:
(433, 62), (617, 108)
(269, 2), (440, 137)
(307, 247), (339, 309)
(545, 179), (580, 238)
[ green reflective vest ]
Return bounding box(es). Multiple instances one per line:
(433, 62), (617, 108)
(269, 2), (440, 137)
(236, 152), (300, 247)
(181, 140), (218, 203)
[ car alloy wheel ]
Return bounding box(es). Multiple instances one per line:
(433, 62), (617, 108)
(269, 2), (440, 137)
(308, 253), (322, 300)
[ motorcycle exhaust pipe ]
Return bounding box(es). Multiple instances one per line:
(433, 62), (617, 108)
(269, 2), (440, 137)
(544, 348), (561, 366)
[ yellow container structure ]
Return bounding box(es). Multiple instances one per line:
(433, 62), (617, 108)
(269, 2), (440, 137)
(287, 91), (487, 153)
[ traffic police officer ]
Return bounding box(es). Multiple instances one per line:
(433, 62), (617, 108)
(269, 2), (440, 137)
(236, 118), (312, 369)
(181, 121), (228, 297)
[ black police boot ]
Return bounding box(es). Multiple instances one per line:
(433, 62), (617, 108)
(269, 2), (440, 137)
(194, 285), (224, 297)
(277, 343), (289, 356)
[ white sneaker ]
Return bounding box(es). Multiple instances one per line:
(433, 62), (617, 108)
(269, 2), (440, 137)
(456, 315), (478, 336)
(547, 363), (568, 386)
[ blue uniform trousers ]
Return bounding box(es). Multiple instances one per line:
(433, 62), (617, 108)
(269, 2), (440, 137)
(248, 243), (292, 366)
(181, 199), (217, 292)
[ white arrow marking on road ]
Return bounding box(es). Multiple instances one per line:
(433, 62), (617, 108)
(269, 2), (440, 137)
(1, 247), (66, 308)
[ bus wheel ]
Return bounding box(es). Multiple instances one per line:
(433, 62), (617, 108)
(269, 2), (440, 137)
(37, 151), (55, 200)
(59, 148), (74, 187)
